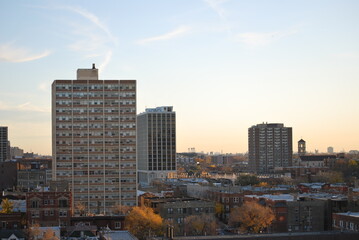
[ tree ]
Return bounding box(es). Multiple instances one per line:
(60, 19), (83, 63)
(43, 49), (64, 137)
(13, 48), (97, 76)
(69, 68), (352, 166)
(235, 175), (259, 186)
(75, 202), (86, 216)
(125, 206), (163, 240)
(113, 204), (132, 215)
(184, 214), (218, 236)
(1, 198), (14, 213)
(257, 182), (268, 187)
(215, 203), (224, 218)
(43, 228), (59, 240)
(316, 171), (344, 183)
(229, 201), (275, 233)
(28, 223), (41, 240)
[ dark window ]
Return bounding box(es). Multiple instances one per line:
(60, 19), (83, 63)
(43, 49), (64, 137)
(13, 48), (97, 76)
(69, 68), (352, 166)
(59, 199), (68, 207)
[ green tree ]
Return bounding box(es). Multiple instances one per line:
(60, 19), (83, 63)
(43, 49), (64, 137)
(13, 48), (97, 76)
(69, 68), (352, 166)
(235, 175), (259, 186)
(229, 201), (275, 233)
(125, 206), (163, 240)
(316, 171), (344, 183)
(1, 198), (14, 213)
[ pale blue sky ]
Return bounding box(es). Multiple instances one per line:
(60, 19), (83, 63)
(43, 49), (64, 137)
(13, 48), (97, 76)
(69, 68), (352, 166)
(1, 0), (359, 155)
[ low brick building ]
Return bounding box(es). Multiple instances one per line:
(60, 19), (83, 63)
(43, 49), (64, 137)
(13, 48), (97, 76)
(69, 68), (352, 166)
(70, 215), (125, 231)
(144, 197), (215, 233)
(26, 191), (71, 227)
(333, 212), (359, 232)
(0, 212), (26, 230)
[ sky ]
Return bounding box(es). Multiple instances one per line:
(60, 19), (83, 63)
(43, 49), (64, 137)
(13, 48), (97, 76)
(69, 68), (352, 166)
(0, 0), (359, 155)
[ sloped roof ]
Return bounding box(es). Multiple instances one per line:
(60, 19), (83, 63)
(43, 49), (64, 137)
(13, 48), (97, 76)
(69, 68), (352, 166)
(0, 230), (26, 239)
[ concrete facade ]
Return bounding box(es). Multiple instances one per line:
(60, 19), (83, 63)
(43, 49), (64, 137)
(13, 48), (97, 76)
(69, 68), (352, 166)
(137, 106), (176, 185)
(52, 64), (137, 215)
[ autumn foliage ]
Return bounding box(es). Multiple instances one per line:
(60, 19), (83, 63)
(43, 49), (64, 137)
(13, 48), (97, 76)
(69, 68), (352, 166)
(0, 198), (13, 213)
(229, 201), (275, 233)
(184, 214), (218, 236)
(125, 206), (163, 240)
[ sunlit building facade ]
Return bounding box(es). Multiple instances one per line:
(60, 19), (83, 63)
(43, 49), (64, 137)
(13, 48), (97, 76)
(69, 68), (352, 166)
(52, 64), (137, 215)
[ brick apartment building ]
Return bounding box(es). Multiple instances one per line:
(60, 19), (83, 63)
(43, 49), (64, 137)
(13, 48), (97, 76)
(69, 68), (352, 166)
(244, 194), (325, 233)
(26, 191), (71, 227)
(143, 196), (215, 233)
(333, 212), (359, 232)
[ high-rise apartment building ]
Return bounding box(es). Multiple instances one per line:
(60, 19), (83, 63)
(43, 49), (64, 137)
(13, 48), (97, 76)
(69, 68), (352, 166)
(248, 123), (292, 173)
(0, 126), (8, 162)
(137, 106), (176, 185)
(52, 64), (137, 215)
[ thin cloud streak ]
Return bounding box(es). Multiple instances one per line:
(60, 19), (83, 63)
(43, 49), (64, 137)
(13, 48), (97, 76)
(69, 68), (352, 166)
(98, 51), (113, 73)
(61, 6), (117, 72)
(0, 43), (51, 63)
(65, 6), (117, 44)
(235, 29), (298, 46)
(203, 0), (232, 37)
(0, 101), (50, 113)
(203, 0), (228, 19)
(137, 26), (191, 45)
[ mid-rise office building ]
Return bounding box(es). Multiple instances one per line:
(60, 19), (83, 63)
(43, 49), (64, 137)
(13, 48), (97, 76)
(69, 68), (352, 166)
(248, 123), (292, 173)
(52, 64), (137, 215)
(0, 126), (9, 162)
(137, 106), (176, 185)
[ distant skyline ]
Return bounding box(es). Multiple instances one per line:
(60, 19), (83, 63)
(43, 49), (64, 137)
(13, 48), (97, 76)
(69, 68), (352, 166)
(1, 0), (359, 155)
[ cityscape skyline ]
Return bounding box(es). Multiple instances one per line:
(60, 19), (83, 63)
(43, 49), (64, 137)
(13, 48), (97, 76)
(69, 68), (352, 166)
(1, 1), (359, 155)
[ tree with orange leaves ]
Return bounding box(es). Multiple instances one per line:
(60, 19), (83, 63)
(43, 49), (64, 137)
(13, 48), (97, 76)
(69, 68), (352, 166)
(125, 206), (163, 240)
(184, 214), (218, 236)
(229, 201), (274, 233)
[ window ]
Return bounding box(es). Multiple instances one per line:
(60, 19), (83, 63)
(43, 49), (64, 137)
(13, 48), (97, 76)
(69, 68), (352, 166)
(59, 211), (67, 217)
(115, 222), (121, 229)
(50, 210), (54, 216)
(31, 211), (40, 218)
(59, 199), (68, 207)
(233, 197), (239, 203)
(167, 208), (173, 214)
(31, 200), (39, 208)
